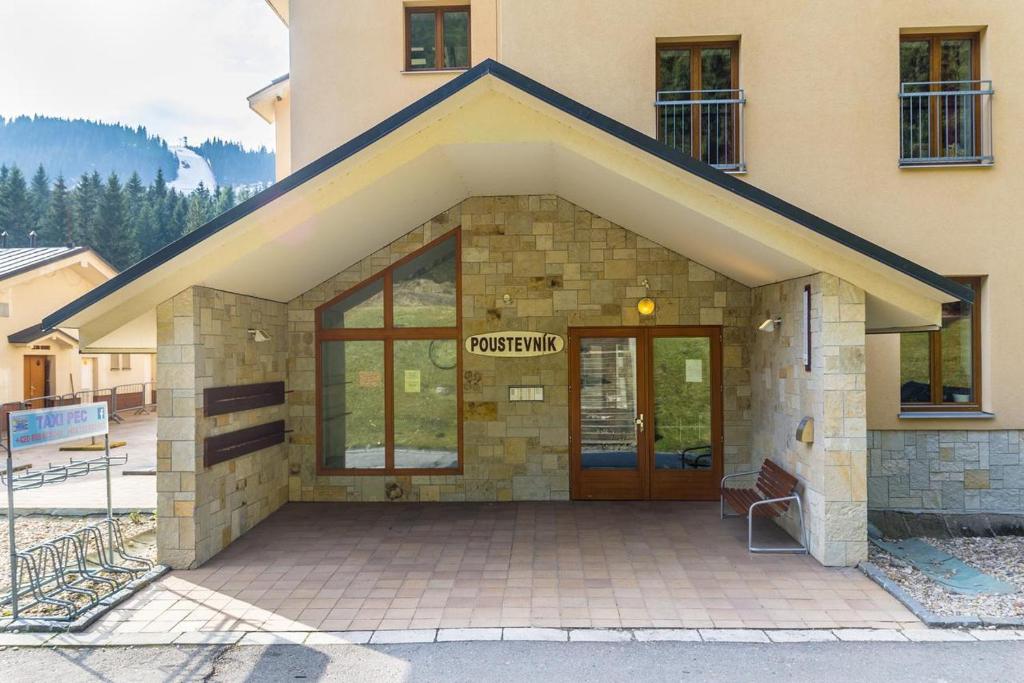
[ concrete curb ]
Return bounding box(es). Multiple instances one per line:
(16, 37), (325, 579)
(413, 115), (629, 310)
(859, 561), (1024, 630)
(2, 626), (1023, 649)
(0, 564), (170, 634)
(0, 508), (156, 517)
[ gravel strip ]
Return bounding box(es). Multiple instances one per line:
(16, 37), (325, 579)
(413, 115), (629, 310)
(869, 536), (1024, 619)
(0, 514), (156, 598)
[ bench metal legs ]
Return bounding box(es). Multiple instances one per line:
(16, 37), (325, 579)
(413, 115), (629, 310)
(747, 495), (808, 554)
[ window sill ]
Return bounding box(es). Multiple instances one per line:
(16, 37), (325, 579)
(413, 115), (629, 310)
(898, 161), (994, 169)
(898, 410), (995, 420)
(401, 68), (469, 75)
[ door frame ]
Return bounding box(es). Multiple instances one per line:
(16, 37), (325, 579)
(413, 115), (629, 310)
(568, 325), (724, 501)
(23, 354), (53, 408)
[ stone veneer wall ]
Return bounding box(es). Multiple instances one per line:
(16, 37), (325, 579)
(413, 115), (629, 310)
(750, 274), (868, 566)
(287, 195), (754, 502)
(156, 286), (290, 568)
(868, 430), (1024, 513)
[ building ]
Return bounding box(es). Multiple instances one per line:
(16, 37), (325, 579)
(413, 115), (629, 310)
(0, 247), (154, 406)
(41, 1), (1022, 570)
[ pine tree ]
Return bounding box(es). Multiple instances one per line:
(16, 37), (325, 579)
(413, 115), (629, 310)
(184, 181), (213, 233)
(43, 175), (74, 246)
(0, 166), (31, 245)
(93, 172), (138, 269)
(214, 185), (236, 215)
(29, 165), (51, 235)
(73, 171), (103, 246)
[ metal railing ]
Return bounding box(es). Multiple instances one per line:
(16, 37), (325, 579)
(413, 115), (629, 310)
(1, 381), (156, 442)
(899, 80), (994, 166)
(656, 88), (746, 172)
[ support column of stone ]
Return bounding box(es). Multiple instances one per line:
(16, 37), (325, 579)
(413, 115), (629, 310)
(156, 288), (200, 568)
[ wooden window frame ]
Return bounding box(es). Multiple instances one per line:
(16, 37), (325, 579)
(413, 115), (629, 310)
(901, 276), (983, 412)
(899, 32), (982, 161)
(655, 41), (740, 161)
(404, 5), (471, 72)
(315, 228), (463, 476)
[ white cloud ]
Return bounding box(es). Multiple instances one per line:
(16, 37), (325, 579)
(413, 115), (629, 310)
(0, 0), (288, 149)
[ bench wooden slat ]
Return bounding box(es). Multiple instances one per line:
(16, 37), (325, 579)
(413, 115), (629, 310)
(722, 459), (799, 517)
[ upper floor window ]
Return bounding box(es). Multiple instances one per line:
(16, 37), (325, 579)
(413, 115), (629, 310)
(900, 277), (982, 411)
(405, 6), (470, 71)
(899, 33), (993, 166)
(316, 230), (462, 474)
(655, 42), (744, 172)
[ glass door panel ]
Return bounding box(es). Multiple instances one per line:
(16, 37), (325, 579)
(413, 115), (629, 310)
(651, 337), (712, 471)
(579, 337), (639, 470)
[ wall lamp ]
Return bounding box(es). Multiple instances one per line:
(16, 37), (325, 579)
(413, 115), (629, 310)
(757, 316), (782, 333)
(637, 278), (656, 316)
(247, 328), (272, 343)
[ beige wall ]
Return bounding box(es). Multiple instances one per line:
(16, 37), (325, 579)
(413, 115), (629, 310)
(156, 287), (289, 568)
(751, 275), (868, 566)
(286, 195), (754, 503)
(282, 0), (1024, 430)
(274, 90), (292, 180)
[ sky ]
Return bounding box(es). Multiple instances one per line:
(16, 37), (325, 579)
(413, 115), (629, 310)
(0, 0), (288, 150)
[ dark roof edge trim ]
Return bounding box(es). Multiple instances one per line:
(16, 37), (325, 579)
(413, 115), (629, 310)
(43, 59), (970, 331)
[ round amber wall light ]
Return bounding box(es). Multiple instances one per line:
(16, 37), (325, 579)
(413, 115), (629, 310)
(637, 297), (656, 316)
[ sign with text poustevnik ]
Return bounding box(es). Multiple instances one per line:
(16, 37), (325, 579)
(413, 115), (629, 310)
(464, 331), (564, 358)
(8, 402), (109, 451)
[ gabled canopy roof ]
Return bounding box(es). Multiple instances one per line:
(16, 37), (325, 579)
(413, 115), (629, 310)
(8, 322), (77, 347)
(43, 60), (969, 346)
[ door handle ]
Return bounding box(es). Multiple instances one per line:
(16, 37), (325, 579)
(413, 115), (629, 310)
(635, 413), (645, 433)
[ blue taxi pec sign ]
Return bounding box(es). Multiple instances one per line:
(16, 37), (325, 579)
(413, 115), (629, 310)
(7, 402), (109, 452)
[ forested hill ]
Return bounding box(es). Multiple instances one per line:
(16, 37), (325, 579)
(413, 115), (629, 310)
(0, 116), (275, 188)
(0, 115), (176, 184)
(188, 138), (274, 188)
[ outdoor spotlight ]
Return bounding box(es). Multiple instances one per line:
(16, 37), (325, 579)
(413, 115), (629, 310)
(758, 316), (782, 332)
(637, 297), (656, 316)
(247, 328), (272, 343)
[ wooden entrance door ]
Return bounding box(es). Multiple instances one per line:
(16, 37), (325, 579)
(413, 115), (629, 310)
(23, 355), (51, 408)
(569, 327), (723, 501)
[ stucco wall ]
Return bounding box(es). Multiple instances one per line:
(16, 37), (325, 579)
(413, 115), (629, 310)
(156, 287), (289, 568)
(286, 195), (753, 503)
(750, 274), (867, 566)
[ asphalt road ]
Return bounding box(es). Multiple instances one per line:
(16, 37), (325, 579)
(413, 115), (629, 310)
(1, 641), (1022, 682)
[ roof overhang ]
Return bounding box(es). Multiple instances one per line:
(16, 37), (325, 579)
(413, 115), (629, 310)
(247, 74), (290, 124)
(44, 60), (970, 347)
(264, 0), (288, 26)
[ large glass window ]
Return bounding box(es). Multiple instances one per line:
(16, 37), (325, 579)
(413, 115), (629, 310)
(900, 277), (981, 409)
(316, 231), (461, 473)
(406, 7), (470, 71)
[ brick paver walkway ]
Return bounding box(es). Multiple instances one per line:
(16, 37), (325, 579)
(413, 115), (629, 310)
(93, 502), (919, 634)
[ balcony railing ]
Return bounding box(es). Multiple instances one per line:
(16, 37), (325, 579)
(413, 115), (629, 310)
(655, 89), (745, 172)
(899, 80), (994, 166)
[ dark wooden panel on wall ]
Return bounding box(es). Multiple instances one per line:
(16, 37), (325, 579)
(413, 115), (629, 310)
(203, 381), (285, 417)
(203, 420), (286, 468)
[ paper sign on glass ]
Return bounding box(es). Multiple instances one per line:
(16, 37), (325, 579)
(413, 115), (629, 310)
(404, 370), (421, 393)
(685, 359), (703, 383)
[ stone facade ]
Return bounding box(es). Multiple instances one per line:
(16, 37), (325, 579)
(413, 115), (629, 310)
(156, 287), (290, 568)
(750, 274), (867, 566)
(868, 430), (1024, 513)
(286, 195), (754, 503)
(154, 195), (875, 569)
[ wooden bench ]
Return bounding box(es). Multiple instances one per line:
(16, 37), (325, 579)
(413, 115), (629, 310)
(721, 459), (807, 554)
